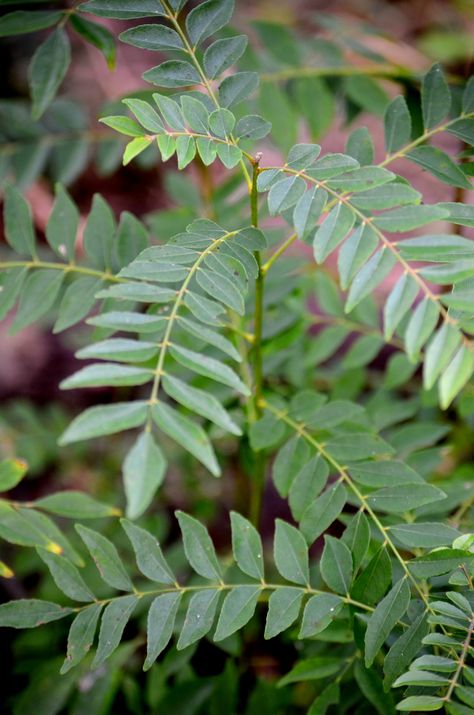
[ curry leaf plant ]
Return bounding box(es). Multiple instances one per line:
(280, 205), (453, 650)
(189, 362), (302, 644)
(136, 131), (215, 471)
(0, 1), (473, 713)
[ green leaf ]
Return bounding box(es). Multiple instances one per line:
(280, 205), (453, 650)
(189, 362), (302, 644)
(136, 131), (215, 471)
(310, 152), (359, 179)
(29, 28), (71, 120)
(61, 603), (103, 673)
(388, 522), (460, 548)
(367, 484), (446, 513)
(384, 96), (411, 153)
(422, 63), (451, 129)
(34, 491), (118, 519)
(448, 117), (474, 145)
(345, 75), (389, 116)
(97, 281), (176, 303)
(396, 696), (444, 711)
(11, 269), (64, 333)
(235, 114), (271, 140)
(314, 203), (355, 263)
(325, 433), (394, 462)
(219, 72), (259, 107)
(463, 76), (474, 113)
(177, 589), (220, 650)
(93, 594), (138, 665)
(169, 344), (249, 395)
(424, 324), (461, 390)
(121, 519), (175, 585)
(101, 115), (146, 136)
(214, 585), (260, 641)
(0, 458), (28, 492)
(216, 143), (242, 169)
(144, 592), (182, 670)
(408, 548), (474, 578)
(76, 524), (134, 591)
(186, 0), (234, 46)
(272, 436), (311, 498)
(70, 15), (116, 68)
(343, 334), (384, 368)
(320, 536), (353, 595)
(278, 657), (341, 687)
(80, 0), (167, 19)
(76, 338), (158, 362)
(328, 167), (395, 192)
(46, 184), (79, 261)
(0, 268), (27, 321)
(341, 511), (370, 573)
(4, 183), (36, 256)
(122, 98), (165, 133)
(384, 612), (429, 689)
(179, 317), (241, 362)
(264, 587), (304, 639)
(117, 213), (149, 267)
(209, 107), (235, 137)
(61, 364), (152, 390)
(230, 512), (264, 580)
(124, 136), (153, 165)
(0, 503), (79, 560)
(345, 249), (396, 313)
(436, 202), (474, 227)
(289, 455), (329, 522)
(346, 127), (374, 166)
(293, 186), (327, 239)
(153, 93), (185, 130)
(143, 60), (201, 88)
(274, 520), (309, 586)
(294, 76), (334, 141)
(352, 183), (421, 211)
(411, 654), (459, 671)
(351, 546), (392, 606)
(404, 298), (440, 362)
(59, 402), (148, 445)
(299, 593), (343, 638)
(62, 283), (104, 329)
(196, 267), (245, 315)
(0, 10), (62, 37)
(348, 460), (423, 488)
(37, 548), (95, 602)
(0, 599), (72, 628)
(204, 35), (248, 79)
(307, 682), (340, 715)
(163, 375), (241, 436)
(300, 483), (347, 545)
(383, 274), (419, 339)
(354, 661), (396, 715)
(439, 346), (474, 408)
(123, 432), (166, 520)
(408, 146), (471, 190)
(120, 24), (184, 51)
(152, 403), (220, 476)
(254, 19), (300, 66)
(374, 205), (447, 232)
(338, 223), (378, 290)
(180, 95), (209, 134)
(83, 193), (116, 270)
(176, 511), (222, 580)
(364, 577), (411, 667)
(268, 176), (306, 215)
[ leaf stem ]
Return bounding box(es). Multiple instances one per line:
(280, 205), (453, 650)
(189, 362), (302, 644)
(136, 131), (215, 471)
(73, 581), (375, 614)
(0, 259), (122, 283)
(249, 157), (266, 527)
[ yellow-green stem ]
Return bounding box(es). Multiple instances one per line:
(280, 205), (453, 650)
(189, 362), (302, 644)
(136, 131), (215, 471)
(249, 158), (266, 527)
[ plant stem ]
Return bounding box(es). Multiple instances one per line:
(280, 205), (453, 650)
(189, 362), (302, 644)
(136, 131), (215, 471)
(249, 157), (266, 527)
